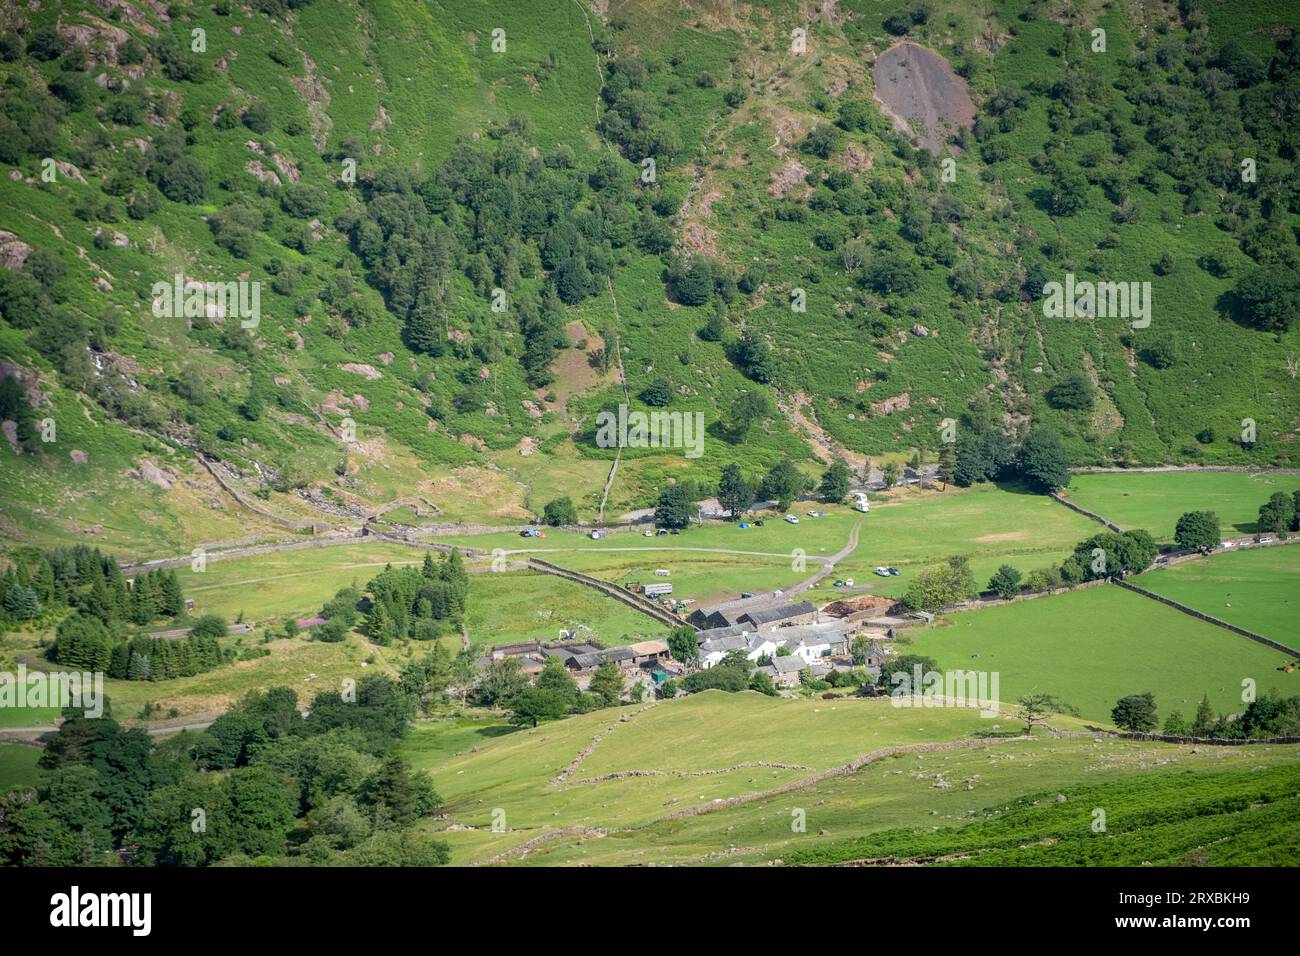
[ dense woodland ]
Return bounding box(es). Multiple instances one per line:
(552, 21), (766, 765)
(0, 671), (449, 867)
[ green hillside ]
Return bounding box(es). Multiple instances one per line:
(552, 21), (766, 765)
(0, 0), (1297, 556)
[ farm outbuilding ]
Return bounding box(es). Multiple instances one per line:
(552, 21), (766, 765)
(738, 600), (817, 630)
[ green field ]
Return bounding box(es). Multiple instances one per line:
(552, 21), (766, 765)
(905, 584), (1299, 723)
(440, 483), (1100, 605)
(0, 744), (42, 792)
(395, 690), (1300, 866)
(464, 571), (668, 648)
(1063, 472), (1298, 541)
(1140, 545), (1300, 650)
(0, 706), (61, 729)
(176, 542), (422, 622)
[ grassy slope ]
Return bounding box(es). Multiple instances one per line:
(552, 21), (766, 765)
(396, 690), (1300, 865)
(784, 762), (1300, 867)
(4, 0), (1299, 556)
(905, 583), (1299, 722)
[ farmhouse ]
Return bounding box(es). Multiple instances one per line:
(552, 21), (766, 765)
(698, 633), (750, 668)
(768, 654), (807, 688)
(778, 622), (853, 663)
(743, 632), (786, 662)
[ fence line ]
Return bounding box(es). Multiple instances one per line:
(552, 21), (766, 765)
(1115, 731), (1300, 745)
(1111, 578), (1300, 657)
(526, 557), (688, 630)
(1049, 491), (1123, 531)
(194, 454), (325, 532)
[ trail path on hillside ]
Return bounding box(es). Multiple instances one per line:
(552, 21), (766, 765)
(597, 277), (631, 524)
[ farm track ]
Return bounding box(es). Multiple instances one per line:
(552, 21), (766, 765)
(700, 521), (861, 618)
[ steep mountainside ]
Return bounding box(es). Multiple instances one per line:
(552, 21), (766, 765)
(1, 0), (1297, 557)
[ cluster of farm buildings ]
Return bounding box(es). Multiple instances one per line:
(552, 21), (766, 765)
(476, 592), (919, 695)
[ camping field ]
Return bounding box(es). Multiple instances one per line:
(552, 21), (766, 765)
(435, 482), (1100, 606)
(1139, 545), (1300, 650)
(395, 691), (1300, 866)
(903, 584), (1298, 724)
(1062, 472), (1298, 541)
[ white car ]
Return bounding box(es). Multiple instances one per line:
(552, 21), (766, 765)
(643, 530), (654, 537)
(874, 567), (891, 577)
(843, 578), (854, 587)
(784, 515), (800, 524)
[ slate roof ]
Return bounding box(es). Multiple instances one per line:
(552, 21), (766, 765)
(739, 600), (816, 627)
(771, 655), (807, 674)
(694, 624), (749, 643)
(700, 634), (749, 656)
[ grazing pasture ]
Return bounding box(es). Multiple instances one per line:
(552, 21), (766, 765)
(904, 584), (1298, 723)
(396, 691), (1299, 866)
(1139, 545), (1300, 649)
(1063, 472), (1297, 540)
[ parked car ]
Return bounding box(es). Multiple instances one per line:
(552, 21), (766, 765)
(741, 591), (754, 599)
(656, 529), (669, 536)
(887, 567), (901, 576)
(833, 580), (845, 588)
(753, 518), (765, 526)
(843, 578), (854, 587)
(643, 530), (654, 537)
(874, 567), (891, 577)
(784, 515), (800, 524)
